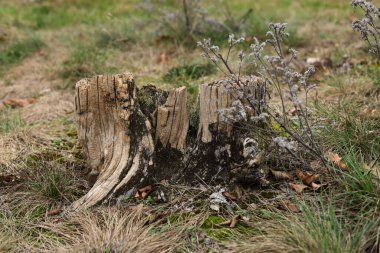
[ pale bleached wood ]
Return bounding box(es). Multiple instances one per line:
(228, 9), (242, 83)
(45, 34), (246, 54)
(72, 73), (154, 210)
(197, 77), (262, 143)
(197, 81), (233, 143)
(156, 87), (189, 152)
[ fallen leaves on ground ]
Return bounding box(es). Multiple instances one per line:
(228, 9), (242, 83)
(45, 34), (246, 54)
(271, 169), (293, 181)
(296, 169), (320, 190)
(248, 151), (265, 167)
(288, 183), (307, 194)
(371, 167), (380, 181)
(135, 185), (155, 200)
(281, 200), (300, 213)
(222, 191), (237, 201)
(48, 209), (62, 216)
(2, 98), (36, 108)
(157, 52), (168, 65)
(210, 204), (220, 212)
(328, 152), (348, 171)
(234, 185), (243, 199)
(219, 215), (249, 228)
(287, 107), (297, 116)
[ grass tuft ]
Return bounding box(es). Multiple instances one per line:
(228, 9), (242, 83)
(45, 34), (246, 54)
(334, 149), (380, 211)
(95, 21), (136, 50)
(0, 108), (25, 134)
(0, 35), (44, 73)
(163, 63), (216, 84)
(316, 102), (380, 157)
(27, 168), (84, 202)
(59, 44), (118, 86)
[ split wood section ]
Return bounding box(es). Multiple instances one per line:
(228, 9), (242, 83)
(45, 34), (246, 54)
(156, 86), (189, 152)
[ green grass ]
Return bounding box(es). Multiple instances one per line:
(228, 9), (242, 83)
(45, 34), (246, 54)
(355, 63), (380, 86)
(59, 43), (119, 86)
(0, 108), (25, 134)
(163, 63), (216, 84)
(95, 24), (136, 50)
(28, 168), (84, 202)
(335, 150), (380, 209)
(284, 198), (379, 253)
(315, 102), (380, 157)
(0, 35), (44, 73)
(0, 0), (137, 30)
(201, 215), (256, 241)
(224, 192), (379, 253)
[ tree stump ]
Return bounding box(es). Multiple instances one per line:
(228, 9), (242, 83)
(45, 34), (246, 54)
(72, 72), (263, 210)
(72, 73), (155, 210)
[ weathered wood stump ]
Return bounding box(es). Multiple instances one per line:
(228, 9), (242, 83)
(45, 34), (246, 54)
(72, 73), (155, 210)
(72, 72), (262, 210)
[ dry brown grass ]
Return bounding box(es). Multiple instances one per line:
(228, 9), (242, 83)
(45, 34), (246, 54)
(54, 205), (196, 253)
(0, 231), (16, 252)
(0, 204), (209, 253)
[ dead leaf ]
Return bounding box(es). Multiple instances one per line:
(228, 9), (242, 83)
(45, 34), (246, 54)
(157, 53), (168, 65)
(230, 215), (240, 228)
(311, 182), (321, 190)
(219, 219), (232, 226)
(271, 169), (293, 181)
(287, 107), (297, 116)
(222, 191), (237, 201)
(282, 200), (300, 213)
(348, 15), (357, 23)
(48, 209), (62, 216)
(210, 204), (220, 212)
(3, 98), (34, 108)
(234, 185), (243, 199)
(371, 168), (380, 180)
(248, 151), (265, 167)
(135, 185), (155, 200)
(288, 183), (307, 194)
(199, 184), (208, 192)
(296, 169), (320, 186)
(241, 216), (250, 222)
(253, 151), (265, 166)
(219, 215), (241, 228)
(366, 161), (380, 180)
(328, 152), (348, 171)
